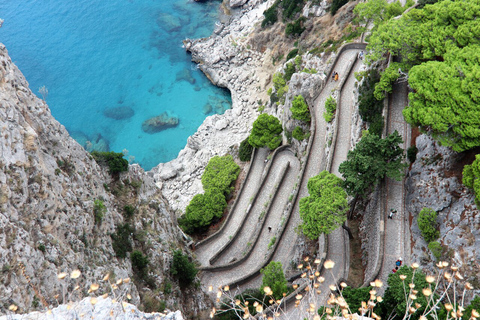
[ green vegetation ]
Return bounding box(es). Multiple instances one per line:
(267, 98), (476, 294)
(330, 0), (348, 15)
(131, 250), (149, 278)
(417, 208), (439, 243)
(299, 171), (348, 239)
(262, 0), (306, 27)
(339, 131), (406, 197)
(202, 155), (240, 196)
(91, 151), (128, 175)
(217, 289), (265, 320)
(111, 223), (134, 259)
(373, 62), (404, 100)
(268, 236), (277, 249)
(284, 63), (296, 81)
(464, 296), (480, 320)
(260, 261), (288, 300)
(285, 17), (306, 37)
(323, 96), (337, 123)
(407, 146), (418, 163)
(463, 154), (480, 207)
(170, 250), (198, 288)
(353, 0), (413, 33)
(37, 244), (46, 253)
(368, 0), (480, 152)
(342, 286), (372, 312)
(428, 241), (442, 260)
(248, 114), (283, 150)
(93, 199), (106, 225)
(272, 72), (288, 101)
(239, 138), (254, 162)
(291, 95), (311, 122)
(292, 126), (307, 141)
(123, 205), (136, 219)
(286, 48), (299, 61)
(179, 188), (227, 234)
(358, 70), (384, 136)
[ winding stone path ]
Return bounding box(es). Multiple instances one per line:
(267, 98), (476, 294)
(194, 148), (268, 267)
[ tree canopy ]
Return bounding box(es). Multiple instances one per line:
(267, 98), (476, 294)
(201, 155), (240, 196)
(91, 151), (129, 175)
(248, 114), (283, 150)
(260, 261), (288, 300)
(170, 250), (198, 288)
(339, 131), (406, 197)
(462, 154), (480, 207)
(299, 171), (348, 239)
(290, 95), (311, 122)
(417, 207), (439, 243)
(368, 0), (480, 152)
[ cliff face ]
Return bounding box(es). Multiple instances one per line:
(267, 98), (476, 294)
(0, 44), (206, 316)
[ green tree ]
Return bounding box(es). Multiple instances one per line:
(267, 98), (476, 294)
(342, 286), (373, 313)
(463, 154), (480, 207)
(428, 241), (442, 260)
(273, 72), (288, 99)
(464, 296), (480, 320)
(248, 114), (283, 150)
(358, 69), (385, 135)
(260, 261), (288, 300)
(291, 95), (311, 122)
(170, 250), (198, 288)
(91, 151), (128, 175)
(292, 126), (306, 141)
(330, 0), (349, 15)
(239, 138), (254, 162)
(111, 223), (134, 258)
(323, 96), (337, 123)
(131, 250), (149, 277)
(417, 208), (439, 243)
(377, 266), (430, 320)
(202, 155), (240, 196)
(368, 0), (480, 152)
(299, 171), (348, 239)
(180, 188), (227, 234)
(339, 131), (406, 197)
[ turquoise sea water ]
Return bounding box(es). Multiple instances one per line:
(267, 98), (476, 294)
(0, 0), (229, 170)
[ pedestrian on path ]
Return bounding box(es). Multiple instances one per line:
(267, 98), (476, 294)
(332, 71), (339, 82)
(358, 51), (364, 60)
(392, 266), (398, 273)
(388, 208), (397, 219)
(268, 226), (272, 232)
(396, 258), (402, 267)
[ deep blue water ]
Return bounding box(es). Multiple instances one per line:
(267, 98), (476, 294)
(0, 0), (230, 170)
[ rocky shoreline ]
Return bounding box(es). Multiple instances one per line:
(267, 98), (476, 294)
(152, 0), (275, 213)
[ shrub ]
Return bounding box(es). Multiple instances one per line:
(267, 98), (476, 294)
(93, 199), (106, 225)
(202, 155), (240, 196)
(272, 73), (288, 99)
(170, 250), (198, 288)
(239, 138), (254, 162)
(91, 151), (128, 175)
(37, 244), (46, 253)
(123, 205), (135, 219)
(111, 223), (134, 258)
(330, 0), (349, 15)
(369, 115), (384, 136)
(342, 286), (372, 312)
(292, 126), (306, 141)
(285, 17), (306, 37)
(281, 0), (305, 20)
(462, 154), (480, 207)
(217, 289), (265, 319)
(291, 95), (311, 122)
(286, 48), (299, 61)
(260, 261), (288, 300)
(428, 241), (442, 260)
(407, 146), (418, 163)
(262, 1), (279, 27)
(417, 208), (439, 243)
(131, 250), (149, 277)
(464, 296), (480, 320)
(180, 188), (227, 234)
(284, 63), (296, 81)
(323, 96), (337, 122)
(248, 114), (283, 150)
(358, 70), (384, 132)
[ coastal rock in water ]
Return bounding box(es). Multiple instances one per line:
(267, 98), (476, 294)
(103, 106), (134, 120)
(157, 12), (182, 32)
(142, 112), (179, 134)
(202, 103), (213, 114)
(176, 69), (196, 84)
(230, 0), (248, 8)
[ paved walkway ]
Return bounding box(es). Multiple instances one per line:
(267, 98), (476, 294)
(377, 78), (411, 292)
(194, 148), (268, 267)
(200, 148), (300, 291)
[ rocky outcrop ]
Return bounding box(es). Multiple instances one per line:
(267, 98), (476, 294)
(0, 44), (209, 317)
(142, 112), (179, 134)
(405, 134), (480, 294)
(103, 106), (134, 120)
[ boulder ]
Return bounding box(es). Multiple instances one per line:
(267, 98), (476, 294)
(215, 119), (228, 130)
(142, 112), (179, 134)
(230, 0), (248, 8)
(159, 165), (177, 180)
(103, 106), (134, 120)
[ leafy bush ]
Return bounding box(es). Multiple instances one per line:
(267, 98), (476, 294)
(111, 223), (134, 259)
(330, 0), (349, 15)
(272, 72), (288, 100)
(285, 17), (306, 37)
(131, 250), (149, 277)
(93, 199), (106, 225)
(281, 0), (305, 20)
(170, 250), (198, 288)
(373, 62), (403, 100)
(284, 63), (296, 81)
(286, 48), (299, 61)
(217, 289), (265, 320)
(342, 286), (372, 312)
(248, 114), (283, 150)
(323, 96), (336, 122)
(292, 126), (306, 141)
(202, 155), (240, 196)
(91, 151), (128, 175)
(418, 208), (439, 243)
(407, 146), (418, 163)
(358, 70), (384, 123)
(239, 138), (254, 162)
(123, 205), (135, 219)
(462, 154), (480, 207)
(464, 296), (480, 320)
(428, 241), (442, 260)
(291, 95), (311, 122)
(179, 188), (227, 234)
(262, 1), (279, 27)
(260, 261), (288, 300)
(369, 115), (384, 136)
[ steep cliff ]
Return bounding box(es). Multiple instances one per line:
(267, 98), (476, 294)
(0, 44), (208, 317)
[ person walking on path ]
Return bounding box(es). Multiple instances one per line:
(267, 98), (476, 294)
(396, 258), (402, 267)
(268, 226), (272, 232)
(388, 208), (397, 219)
